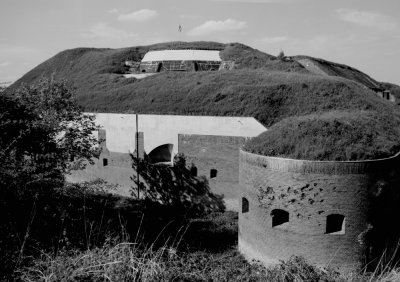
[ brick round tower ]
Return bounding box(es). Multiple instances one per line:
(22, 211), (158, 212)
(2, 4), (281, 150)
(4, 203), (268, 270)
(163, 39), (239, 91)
(238, 150), (400, 269)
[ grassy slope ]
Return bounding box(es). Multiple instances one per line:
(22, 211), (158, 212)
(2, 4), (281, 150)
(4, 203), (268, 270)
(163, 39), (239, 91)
(244, 110), (400, 161)
(293, 55), (381, 89)
(12, 41), (400, 160)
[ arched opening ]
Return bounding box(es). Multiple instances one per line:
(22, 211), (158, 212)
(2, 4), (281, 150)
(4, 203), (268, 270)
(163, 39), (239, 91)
(271, 209), (289, 227)
(242, 197), (249, 213)
(148, 144), (173, 164)
(141, 69), (146, 73)
(190, 166), (197, 176)
(326, 214), (345, 234)
(210, 169), (217, 178)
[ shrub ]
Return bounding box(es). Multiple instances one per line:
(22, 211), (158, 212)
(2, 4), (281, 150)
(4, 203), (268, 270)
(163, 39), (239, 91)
(131, 154), (225, 217)
(277, 49), (285, 60)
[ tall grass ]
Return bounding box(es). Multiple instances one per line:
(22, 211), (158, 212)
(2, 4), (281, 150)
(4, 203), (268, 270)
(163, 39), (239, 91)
(17, 238), (400, 282)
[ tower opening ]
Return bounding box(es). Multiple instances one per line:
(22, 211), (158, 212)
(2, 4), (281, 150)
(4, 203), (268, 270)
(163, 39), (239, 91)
(326, 214), (345, 234)
(242, 197), (249, 213)
(271, 209), (289, 227)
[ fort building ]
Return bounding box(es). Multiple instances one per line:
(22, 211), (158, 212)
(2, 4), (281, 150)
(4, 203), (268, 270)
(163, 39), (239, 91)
(238, 150), (400, 269)
(68, 113), (266, 209)
(68, 113), (400, 269)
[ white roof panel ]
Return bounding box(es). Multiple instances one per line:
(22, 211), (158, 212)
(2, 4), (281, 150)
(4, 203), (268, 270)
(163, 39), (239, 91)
(142, 50), (221, 62)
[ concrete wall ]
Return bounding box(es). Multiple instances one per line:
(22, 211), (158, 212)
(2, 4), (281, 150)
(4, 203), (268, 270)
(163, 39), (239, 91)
(68, 113), (266, 200)
(178, 134), (250, 210)
(92, 113), (266, 158)
(239, 150), (400, 269)
(139, 60), (221, 72)
(98, 129), (144, 168)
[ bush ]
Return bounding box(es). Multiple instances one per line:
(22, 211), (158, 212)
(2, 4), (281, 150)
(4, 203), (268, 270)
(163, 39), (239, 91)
(277, 49), (285, 60)
(0, 78), (99, 189)
(131, 154), (225, 217)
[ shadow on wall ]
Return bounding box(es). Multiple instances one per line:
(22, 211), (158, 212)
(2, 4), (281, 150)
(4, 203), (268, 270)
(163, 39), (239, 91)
(366, 175), (400, 270)
(131, 153), (225, 216)
(148, 143), (174, 164)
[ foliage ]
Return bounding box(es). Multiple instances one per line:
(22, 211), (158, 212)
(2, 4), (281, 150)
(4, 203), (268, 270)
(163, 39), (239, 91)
(263, 256), (342, 282)
(2, 181), (399, 281)
(0, 176), (229, 280)
(21, 241), (384, 282)
(131, 153), (225, 217)
(0, 78), (99, 187)
(16, 231), (400, 282)
(277, 49), (285, 60)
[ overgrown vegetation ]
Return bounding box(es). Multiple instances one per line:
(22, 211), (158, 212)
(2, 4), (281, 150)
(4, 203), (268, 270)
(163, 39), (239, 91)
(18, 240), (345, 282)
(245, 110), (400, 160)
(0, 79), (99, 187)
(131, 153), (225, 217)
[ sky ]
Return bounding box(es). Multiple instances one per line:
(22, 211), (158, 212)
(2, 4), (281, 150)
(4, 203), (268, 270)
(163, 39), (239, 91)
(0, 0), (399, 84)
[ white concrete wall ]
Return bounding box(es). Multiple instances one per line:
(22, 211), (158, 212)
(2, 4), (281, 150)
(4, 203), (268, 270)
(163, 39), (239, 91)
(142, 50), (221, 62)
(90, 113), (267, 157)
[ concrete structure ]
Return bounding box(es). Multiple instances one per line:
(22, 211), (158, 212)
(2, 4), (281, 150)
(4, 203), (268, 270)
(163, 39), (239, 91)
(239, 150), (400, 269)
(68, 113), (266, 205)
(140, 50), (222, 72)
(376, 89), (396, 102)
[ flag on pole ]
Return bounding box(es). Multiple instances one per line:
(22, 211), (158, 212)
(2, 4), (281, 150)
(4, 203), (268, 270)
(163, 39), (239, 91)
(178, 24), (182, 32)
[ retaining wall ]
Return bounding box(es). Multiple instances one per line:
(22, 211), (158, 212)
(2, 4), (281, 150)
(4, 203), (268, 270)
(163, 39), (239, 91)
(178, 134), (250, 209)
(239, 150), (400, 269)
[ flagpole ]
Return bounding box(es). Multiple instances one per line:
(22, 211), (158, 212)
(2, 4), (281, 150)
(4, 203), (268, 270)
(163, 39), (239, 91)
(136, 113), (139, 199)
(178, 23), (182, 41)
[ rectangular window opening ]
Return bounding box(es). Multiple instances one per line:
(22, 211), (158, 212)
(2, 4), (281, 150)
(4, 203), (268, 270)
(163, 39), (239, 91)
(326, 214), (345, 235)
(242, 197), (249, 213)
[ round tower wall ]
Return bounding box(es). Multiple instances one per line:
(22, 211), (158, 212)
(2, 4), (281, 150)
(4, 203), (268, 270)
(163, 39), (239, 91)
(239, 150), (400, 269)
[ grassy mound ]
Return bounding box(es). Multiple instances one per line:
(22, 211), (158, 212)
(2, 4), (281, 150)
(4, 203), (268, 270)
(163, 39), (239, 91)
(293, 55), (381, 89)
(244, 110), (400, 161)
(80, 70), (394, 127)
(10, 41), (400, 160)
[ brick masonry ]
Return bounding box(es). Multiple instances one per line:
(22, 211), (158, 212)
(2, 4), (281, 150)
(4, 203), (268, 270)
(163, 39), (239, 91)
(239, 150), (400, 269)
(69, 131), (255, 203)
(178, 134), (251, 208)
